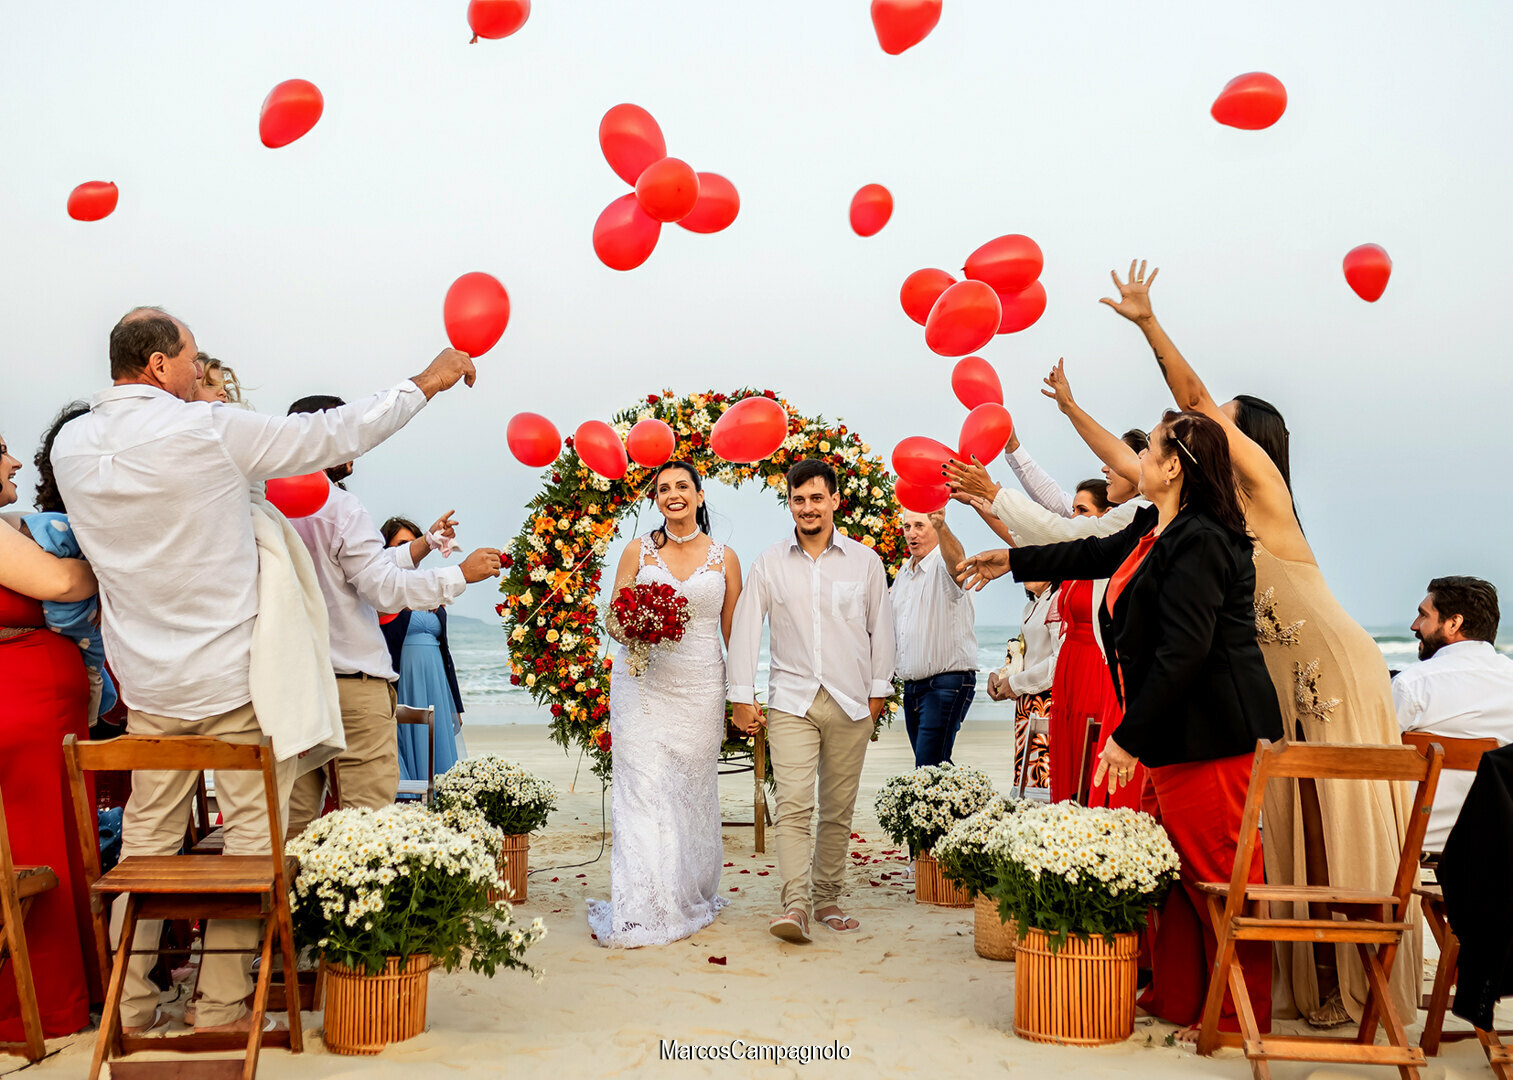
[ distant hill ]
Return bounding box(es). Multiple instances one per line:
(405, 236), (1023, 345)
(448, 613), (487, 628)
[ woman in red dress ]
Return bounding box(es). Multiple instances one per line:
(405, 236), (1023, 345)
(0, 432), (98, 1040)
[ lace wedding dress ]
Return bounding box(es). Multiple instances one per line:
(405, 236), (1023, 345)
(586, 534), (729, 947)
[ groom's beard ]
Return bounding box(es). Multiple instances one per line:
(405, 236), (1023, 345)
(797, 522), (827, 536)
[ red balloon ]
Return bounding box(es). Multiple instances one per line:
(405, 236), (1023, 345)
(870, 0), (943, 55)
(900, 268), (956, 326)
(964, 234), (1043, 294)
(468, 0), (530, 40)
(891, 436), (956, 486)
(677, 172), (740, 234)
(259, 79), (324, 149)
(1210, 72), (1287, 130)
(574, 421), (628, 480)
(951, 357), (1003, 410)
(995, 280), (1047, 334)
(627, 418), (676, 468)
(507, 412), (561, 468)
(635, 157), (700, 223)
(67, 181), (118, 222)
(265, 473), (330, 518)
(593, 194), (662, 271)
(895, 477), (950, 514)
(925, 281), (1001, 357)
(959, 403), (1015, 465)
(600, 104), (667, 187)
(711, 397), (789, 463)
(849, 184), (893, 237)
(1343, 243), (1392, 303)
(443, 272), (511, 357)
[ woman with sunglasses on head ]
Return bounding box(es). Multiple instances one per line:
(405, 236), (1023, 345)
(957, 410), (1283, 1041)
(1101, 260), (1419, 1030)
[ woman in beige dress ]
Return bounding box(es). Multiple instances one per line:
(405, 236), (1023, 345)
(1098, 261), (1420, 1028)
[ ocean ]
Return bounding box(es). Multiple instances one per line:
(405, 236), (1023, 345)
(446, 616), (1513, 727)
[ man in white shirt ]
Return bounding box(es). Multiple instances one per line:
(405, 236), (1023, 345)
(729, 459), (895, 943)
(890, 508), (976, 767)
(1394, 575), (1513, 851)
(51, 307), (476, 1035)
(281, 395), (501, 835)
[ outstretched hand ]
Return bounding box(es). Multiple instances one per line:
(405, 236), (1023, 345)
(943, 457), (999, 503)
(955, 548), (1012, 591)
(1099, 259), (1159, 323)
(1040, 358), (1077, 414)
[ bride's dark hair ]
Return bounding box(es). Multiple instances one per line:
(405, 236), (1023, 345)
(648, 459), (711, 548)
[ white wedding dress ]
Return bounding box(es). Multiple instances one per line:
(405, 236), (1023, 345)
(586, 534), (729, 947)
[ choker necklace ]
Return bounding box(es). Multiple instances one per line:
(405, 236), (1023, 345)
(664, 527), (701, 544)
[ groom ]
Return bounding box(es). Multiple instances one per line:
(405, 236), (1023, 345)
(728, 458), (895, 943)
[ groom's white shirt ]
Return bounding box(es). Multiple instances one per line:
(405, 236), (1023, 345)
(727, 529), (896, 721)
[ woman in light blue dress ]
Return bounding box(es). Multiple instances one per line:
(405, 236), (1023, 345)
(381, 517), (465, 782)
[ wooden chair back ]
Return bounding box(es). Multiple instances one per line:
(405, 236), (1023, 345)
(1217, 739), (1443, 934)
(395, 705), (436, 805)
(1401, 731), (1499, 773)
(0, 795), (51, 1061)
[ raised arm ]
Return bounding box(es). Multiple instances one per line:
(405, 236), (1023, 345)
(1040, 359), (1140, 486)
(1101, 261), (1307, 556)
(990, 486), (1139, 546)
(930, 509), (966, 577)
(1001, 433), (1075, 517)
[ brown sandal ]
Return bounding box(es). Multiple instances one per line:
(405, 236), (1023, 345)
(769, 908), (811, 944)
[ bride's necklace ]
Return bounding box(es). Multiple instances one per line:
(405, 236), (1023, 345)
(664, 526), (701, 544)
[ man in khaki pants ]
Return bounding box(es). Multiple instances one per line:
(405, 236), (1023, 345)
(728, 459), (895, 943)
(51, 307), (478, 1033)
(283, 394), (502, 833)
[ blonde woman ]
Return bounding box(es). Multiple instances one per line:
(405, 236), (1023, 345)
(193, 354), (245, 405)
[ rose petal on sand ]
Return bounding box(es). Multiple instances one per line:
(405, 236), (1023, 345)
(708, 956), (728, 966)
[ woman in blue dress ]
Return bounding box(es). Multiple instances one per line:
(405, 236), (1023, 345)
(381, 517), (466, 782)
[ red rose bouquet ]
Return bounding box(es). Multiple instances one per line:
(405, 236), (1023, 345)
(606, 581), (692, 676)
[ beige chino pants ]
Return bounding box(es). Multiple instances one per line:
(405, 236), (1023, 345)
(287, 675), (399, 838)
(765, 687), (873, 915)
(111, 702), (296, 1029)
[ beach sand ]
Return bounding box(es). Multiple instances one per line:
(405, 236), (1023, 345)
(31, 721), (1508, 1079)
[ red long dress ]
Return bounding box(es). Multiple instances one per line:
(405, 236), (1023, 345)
(1047, 579), (1120, 803)
(0, 585), (94, 1039)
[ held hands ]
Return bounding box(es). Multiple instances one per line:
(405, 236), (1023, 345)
(1099, 259), (1159, 324)
(413, 348), (477, 399)
(732, 702), (766, 734)
(955, 548), (1011, 591)
(986, 670), (1014, 701)
(943, 457), (999, 503)
(459, 547), (503, 582)
(1092, 736), (1141, 795)
(1040, 358), (1077, 414)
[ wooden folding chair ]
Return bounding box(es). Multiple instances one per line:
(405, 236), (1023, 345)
(1401, 732), (1513, 1078)
(0, 797), (61, 1063)
(1195, 739), (1443, 1080)
(1074, 715), (1100, 806)
(395, 705), (436, 805)
(64, 734), (302, 1080)
(718, 727), (772, 853)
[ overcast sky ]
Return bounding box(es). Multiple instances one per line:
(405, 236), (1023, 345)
(5, 1), (1510, 629)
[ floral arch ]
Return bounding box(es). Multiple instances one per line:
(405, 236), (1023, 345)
(497, 388), (908, 775)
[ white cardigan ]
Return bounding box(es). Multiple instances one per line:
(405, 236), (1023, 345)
(1007, 586), (1062, 696)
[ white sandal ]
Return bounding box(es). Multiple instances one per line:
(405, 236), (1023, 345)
(769, 908), (811, 944)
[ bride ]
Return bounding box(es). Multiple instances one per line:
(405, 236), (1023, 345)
(586, 460), (743, 947)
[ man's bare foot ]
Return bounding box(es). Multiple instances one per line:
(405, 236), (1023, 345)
(815, 905), (860, 933)
(194, 1012), (284, 1035)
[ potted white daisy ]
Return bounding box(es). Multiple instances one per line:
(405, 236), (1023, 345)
(934, 796), (1021, 959)
(873, 764), (997, 907)
(287, 804), (546, 1055)
(433, 755), (556, 901)
(989, 802), (1179, 1045)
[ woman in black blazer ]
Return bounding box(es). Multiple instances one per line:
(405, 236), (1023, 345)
(957, 409), (1282, 1038)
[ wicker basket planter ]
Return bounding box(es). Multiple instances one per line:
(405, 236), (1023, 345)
(973, 894), (1016, 960)
(914, 852), (972, 907)
(323, 954), (432, 1055)
(487, 832), (529, 902)
(1012, 926), (1139, 1045)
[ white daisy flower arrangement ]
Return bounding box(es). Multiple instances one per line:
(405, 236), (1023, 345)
(433, 755), (557, 837)
(873, 764), (998, 853)
(933, 794), (1021, 898)
(987, 800), (1180, 952)
(286, 804), (546, 978)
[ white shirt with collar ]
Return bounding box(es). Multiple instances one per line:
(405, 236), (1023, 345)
(1393, 638), (1513, 851)
(727, 529), (895, 722)
(890, 546), (977, 681)
(289, 483), (466, 681)
(1003, 445), (1075, 518)
(51, 380), (430, 720)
